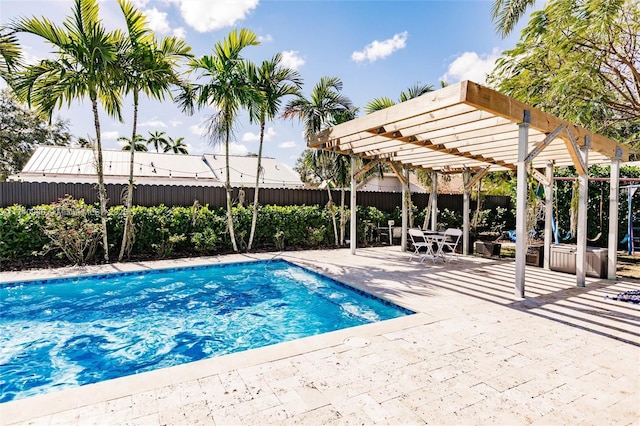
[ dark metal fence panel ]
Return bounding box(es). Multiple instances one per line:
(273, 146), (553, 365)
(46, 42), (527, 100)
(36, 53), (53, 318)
(0, 181), (511, 212)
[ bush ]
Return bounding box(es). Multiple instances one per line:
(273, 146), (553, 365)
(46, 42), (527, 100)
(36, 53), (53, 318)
(33, 196), (102, 265)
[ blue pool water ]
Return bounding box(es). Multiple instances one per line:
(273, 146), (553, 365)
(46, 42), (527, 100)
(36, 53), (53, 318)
(0, 259), (412, 403)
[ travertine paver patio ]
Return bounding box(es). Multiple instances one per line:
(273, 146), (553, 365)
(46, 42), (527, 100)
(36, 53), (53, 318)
(0, 247), (638, 425)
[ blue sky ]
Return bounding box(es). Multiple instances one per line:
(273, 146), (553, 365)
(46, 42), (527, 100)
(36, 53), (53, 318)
(2, 0), (530, 169)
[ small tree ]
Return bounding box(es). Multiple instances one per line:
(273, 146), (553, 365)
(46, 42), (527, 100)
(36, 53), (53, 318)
(35, 196), (102, 265)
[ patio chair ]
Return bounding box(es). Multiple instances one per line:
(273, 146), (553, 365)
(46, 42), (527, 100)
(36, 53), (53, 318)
(408, 228), (434, 263)
(435, 228), (462, 262)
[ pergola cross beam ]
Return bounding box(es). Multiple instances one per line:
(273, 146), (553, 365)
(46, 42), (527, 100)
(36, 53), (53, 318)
(525, 124), (565, 163)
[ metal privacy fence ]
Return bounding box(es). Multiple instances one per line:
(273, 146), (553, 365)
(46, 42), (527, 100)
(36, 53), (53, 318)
(0, 181), (511, 213)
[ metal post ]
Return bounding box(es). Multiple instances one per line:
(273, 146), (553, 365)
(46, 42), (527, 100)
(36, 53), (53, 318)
(576, 138), (589, 287)
(463, 168), (471, 255)
(401, 165), (409, 252)
(350, 156), (357, 255)
(544, 162), (554, 269)
(515, 113), (530, 298)
(607, 158), (620, 279)
(430, 171), (438, 231)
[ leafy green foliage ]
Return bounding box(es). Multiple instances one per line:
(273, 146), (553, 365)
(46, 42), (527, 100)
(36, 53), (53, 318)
(0, 89), (71, 180)
(489, 0), (639, 158)
(0, 205), (48, 261)
(0, 200), (516, 267)
(33, 196), (102, 265)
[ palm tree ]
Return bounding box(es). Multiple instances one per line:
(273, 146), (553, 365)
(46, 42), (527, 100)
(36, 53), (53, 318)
(245, 53), (302, 251)
(119, 134), (148, 151)
(12, 0), (122, 262)
(282, 76), (354, 246)
(364, 82), (434, 114)
(115, 0), (192, 261)
(147, 130), (169, 153)
(0, 28), (22, 86)
(164, 136), (189, 154)
(491, 0), (538, 37)
(364, 82), (435, 228)
(176, 28), (260, 252)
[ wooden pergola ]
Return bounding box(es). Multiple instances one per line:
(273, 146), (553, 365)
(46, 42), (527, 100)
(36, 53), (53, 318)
(308, 81), (629, 297)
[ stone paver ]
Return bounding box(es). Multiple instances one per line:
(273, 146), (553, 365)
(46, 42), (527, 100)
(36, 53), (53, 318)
(1, 247), (638, 425)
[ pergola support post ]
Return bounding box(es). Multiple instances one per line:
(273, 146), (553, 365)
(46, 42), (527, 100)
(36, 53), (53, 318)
(350, 155), (357, 255)
(515, 113), (530, 298)
(544, 162), (554, 269)
(401, 165), (409, 252)
(576, 137), (589, 287)
(607, 157), (620, 279)
(430, 171), (438, 231)
(463, 168), (471, 255)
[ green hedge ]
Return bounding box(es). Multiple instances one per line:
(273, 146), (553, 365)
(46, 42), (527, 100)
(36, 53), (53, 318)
(0, 201), (401, 265)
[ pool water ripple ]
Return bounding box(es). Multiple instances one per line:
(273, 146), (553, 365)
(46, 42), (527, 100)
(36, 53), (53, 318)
(0, 259), (412, 403)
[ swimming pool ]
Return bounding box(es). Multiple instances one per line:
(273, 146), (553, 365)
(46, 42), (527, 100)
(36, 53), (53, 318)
(0, 259), (412, 403)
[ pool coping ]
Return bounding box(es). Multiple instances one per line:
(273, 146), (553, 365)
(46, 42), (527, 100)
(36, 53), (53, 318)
(0, 252), (428, 424)
(1, 248), (637, 425)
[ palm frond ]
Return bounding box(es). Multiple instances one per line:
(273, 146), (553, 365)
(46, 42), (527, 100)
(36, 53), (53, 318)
(364, 97), (395, 114)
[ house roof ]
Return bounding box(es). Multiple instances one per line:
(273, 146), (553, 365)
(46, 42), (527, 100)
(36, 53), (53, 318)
(308, 81), (628, 174)
(11, 146), (304, 188)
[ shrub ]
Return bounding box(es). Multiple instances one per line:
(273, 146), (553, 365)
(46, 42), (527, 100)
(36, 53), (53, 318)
(33, 196), (102, 265)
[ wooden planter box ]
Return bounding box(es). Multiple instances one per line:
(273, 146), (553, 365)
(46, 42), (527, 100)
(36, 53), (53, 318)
(475, 241), (501, 257)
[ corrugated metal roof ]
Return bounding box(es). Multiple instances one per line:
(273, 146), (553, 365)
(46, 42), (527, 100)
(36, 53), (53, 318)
(13, 147), (304, 188)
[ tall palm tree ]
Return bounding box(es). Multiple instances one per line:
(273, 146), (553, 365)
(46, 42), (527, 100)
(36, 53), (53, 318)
(245, 53), (302, 251)
(282, 76), (354, 246)
(147, 130), (169, 153)
(164, 136), (189, 154)
(176, 28), (260, 252)
(119, 134), (148, 151)
(115, 0), (192, 261)
(12, 0), (122, 262)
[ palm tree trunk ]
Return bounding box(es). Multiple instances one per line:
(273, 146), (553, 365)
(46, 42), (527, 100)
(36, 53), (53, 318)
(118, 92), (138, 261)
(91, 97), (109, 262)
(225, 126), (238, 252)
(247, 120), (265, 251)
(326, 186), (339, 246)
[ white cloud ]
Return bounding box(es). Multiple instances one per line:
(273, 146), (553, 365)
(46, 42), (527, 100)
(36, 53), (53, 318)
(242, 127), (276, 142)
(170, 120), (183, 128)
(278, 141), (296, 149)
(258, 34), (273, 43)
(280, 50), (305, 71)
(186, 141), (208, 155)
(131, 0), (150, 8)
(102, 131), (120, 140)
(140, 118), (167, 128)
(144, 7), (171, 34)
(172, 27), (186, 39)
(213, 142), (248, 156)
(352, 31), (408, 63)
(441, 48), (501, 85)
(190, 123), (208, 137)
(20, 45), (42, 65)
(170, 0), (259, 32)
